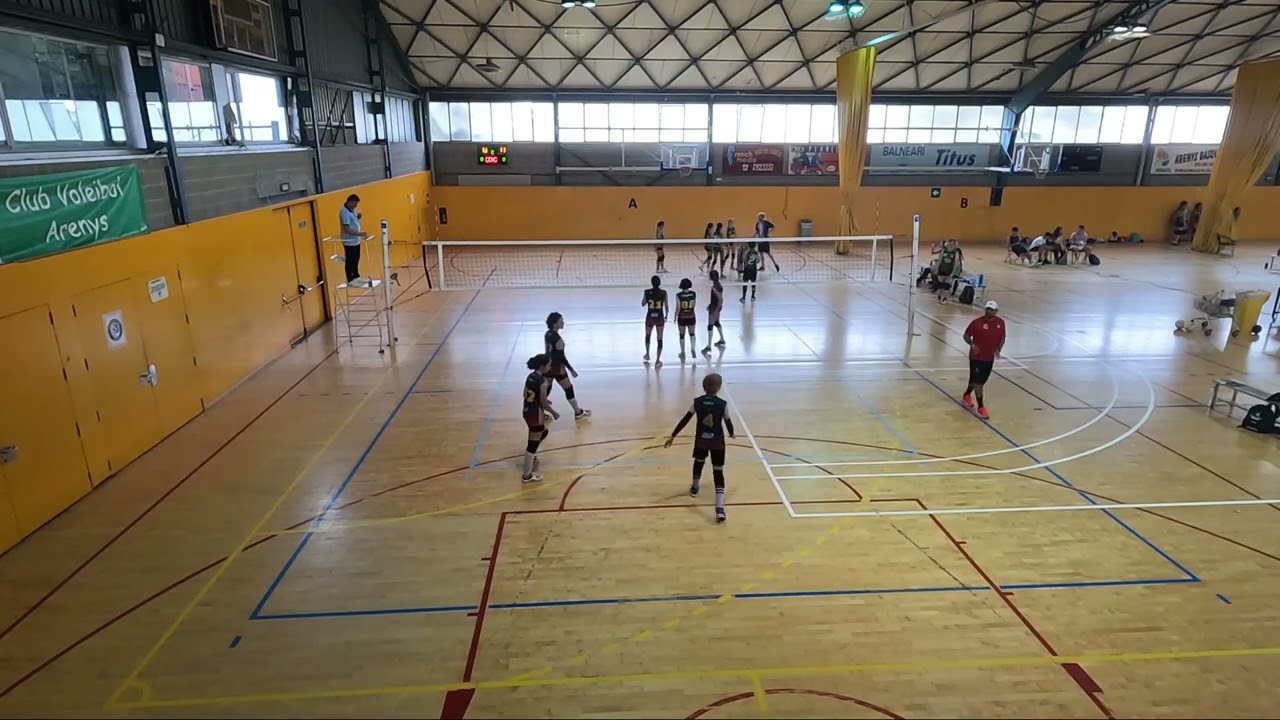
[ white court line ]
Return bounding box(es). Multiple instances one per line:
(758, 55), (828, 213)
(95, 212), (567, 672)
(575, 358), (1034, 373)
(791, 497), (1280, 519)
(776, 370), (1155, 481)
(770, 370), (1120, 469)
(723, 385), (796, 518)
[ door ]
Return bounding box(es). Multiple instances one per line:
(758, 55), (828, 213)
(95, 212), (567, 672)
(72, 281), (162, 476)
(0, 306), (92, 544)
(287, 203), (327, 335)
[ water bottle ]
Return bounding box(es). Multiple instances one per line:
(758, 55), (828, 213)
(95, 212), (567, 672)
(976, 273), (984, 287)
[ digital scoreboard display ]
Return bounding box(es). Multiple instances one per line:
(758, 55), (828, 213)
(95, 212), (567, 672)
(478, 145), (508, 166)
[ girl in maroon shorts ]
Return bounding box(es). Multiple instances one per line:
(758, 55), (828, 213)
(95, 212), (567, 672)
(642, 275), (668, 367)
(701, 270), (725, 355)
(521, 354), (559, 483)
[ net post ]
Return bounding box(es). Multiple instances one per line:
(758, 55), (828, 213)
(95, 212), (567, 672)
(381, 220), (397, 353)
(907, 215), (920, 338)
(436, 241), (446, 290)
(870, 237), (879, 281)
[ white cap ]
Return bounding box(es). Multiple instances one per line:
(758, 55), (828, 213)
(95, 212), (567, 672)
(984, 300), (999, 311)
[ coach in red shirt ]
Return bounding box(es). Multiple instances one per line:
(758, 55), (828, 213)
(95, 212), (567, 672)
(963, 300), (1006, 419)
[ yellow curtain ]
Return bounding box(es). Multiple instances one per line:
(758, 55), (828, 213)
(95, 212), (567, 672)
(835, 47), (877, 254)
(1192, 57), (1280, 253)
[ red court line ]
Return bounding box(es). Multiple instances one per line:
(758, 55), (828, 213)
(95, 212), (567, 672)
(924, 499), (1115, 718)
(5, 435), (1275, 703)
(462, 514), (505, 684)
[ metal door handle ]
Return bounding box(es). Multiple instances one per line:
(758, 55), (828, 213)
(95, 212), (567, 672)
(0, 445), (16, 464)
(139, 364), (157, 387)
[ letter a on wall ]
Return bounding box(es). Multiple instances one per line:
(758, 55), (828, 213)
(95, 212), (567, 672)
(628, 198), (638, 209)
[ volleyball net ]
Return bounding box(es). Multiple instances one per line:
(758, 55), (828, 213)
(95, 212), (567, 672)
(423, 235), (897, 290)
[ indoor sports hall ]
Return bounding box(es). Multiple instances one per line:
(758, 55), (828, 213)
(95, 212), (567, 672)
(2, 1), (1280, 719)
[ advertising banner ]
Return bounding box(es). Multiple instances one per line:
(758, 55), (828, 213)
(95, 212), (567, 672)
(1149, 144), (1217, 174)
(723, 144), (786, 175)
(868, 143), (989, 169)
(0, 165), (148, 264)
(786, 144), (839, 175)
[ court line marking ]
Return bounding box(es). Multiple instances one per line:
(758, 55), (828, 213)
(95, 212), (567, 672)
(776, 370), (1153, 481)
(468, 329), (523, 475)
(723, 384), (795, 517)
(106, 645), (1280, 709)
(103, 292), (480, 708)
(770, 370), (1120, 469)
(792, 498), (1280, 518)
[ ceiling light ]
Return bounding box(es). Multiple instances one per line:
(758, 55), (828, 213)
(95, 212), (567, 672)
(561, 0), (574, 6)
(828, 1), (846, 12)
(581, 0), (596, 6)
(1131, 24), (1148, 32)
(847, 1), (866, 18)
(1111, 25), (1129, 33)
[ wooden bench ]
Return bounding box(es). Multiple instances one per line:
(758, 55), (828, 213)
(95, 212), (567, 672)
(1210, 379), (1274, 418)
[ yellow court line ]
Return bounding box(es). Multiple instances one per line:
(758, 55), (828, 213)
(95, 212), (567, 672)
(110, 645), (1280, 710)
(105, 303), (461, 708)
(751, 673), (768, 712)
(254, 435), (671, 536)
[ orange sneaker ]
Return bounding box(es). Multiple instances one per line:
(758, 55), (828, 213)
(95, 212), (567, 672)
(977, 407), (990, 420)
(962, 393), (974, 407)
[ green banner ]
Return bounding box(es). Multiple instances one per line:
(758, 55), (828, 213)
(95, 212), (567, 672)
(0, 165), (149, 264)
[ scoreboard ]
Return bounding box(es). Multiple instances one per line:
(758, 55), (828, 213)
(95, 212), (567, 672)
(478, 145), (508, 166)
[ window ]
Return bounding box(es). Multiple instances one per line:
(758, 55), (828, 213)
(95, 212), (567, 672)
(712, 104), (837, 144)
(226, 69), (287, 142)
(0, 29), (124, 148)
(149, 59), (219, 143)
(428, 101), (554, 142)
(868, 104), (1006, 144)
(1148, 105), (1229, 145)
(1018, 105), (1149, 144)
(556, 102), (708, 143)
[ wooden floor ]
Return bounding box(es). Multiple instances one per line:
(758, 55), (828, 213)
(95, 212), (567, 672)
(2, 242), (1280, 719)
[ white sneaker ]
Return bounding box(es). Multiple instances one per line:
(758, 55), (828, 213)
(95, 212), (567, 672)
(522, 472), (543, 483)
(329, 254), (345, 263)
(575, 409), (592, 419)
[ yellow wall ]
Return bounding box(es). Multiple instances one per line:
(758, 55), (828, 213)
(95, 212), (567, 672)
(0, 171), (430, 553)
(431, 185), (1280, 244)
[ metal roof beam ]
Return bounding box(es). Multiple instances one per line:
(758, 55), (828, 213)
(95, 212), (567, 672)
(1007, 0), (1179, 114)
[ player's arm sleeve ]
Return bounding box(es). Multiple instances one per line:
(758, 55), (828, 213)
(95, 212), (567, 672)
(670, 410), (695, 437)
(724, 415), (735, 436)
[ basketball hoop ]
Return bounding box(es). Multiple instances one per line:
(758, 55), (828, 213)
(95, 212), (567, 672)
(1034, 167), (1048, 181)
(678, 163), (693, 178)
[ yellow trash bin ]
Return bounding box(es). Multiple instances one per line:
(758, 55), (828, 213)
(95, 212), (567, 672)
(1231, 290), (1272, 336)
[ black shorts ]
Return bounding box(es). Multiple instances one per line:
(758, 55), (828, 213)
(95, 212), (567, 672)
(759, 242), (771, 253)
(677, 316), (696, 328)
(742, 268), (758, 283)
(692, 446), (727, 466)
(969, 359), (994, 385)
(546, 366), (568, 382)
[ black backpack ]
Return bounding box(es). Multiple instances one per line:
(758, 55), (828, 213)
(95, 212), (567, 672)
(1088, 254), (1101, 266)
(1241, 402), (1279, 434)
(958, 284), (976, 305)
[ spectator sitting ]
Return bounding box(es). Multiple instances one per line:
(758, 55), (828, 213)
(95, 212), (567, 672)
(1067, 225), (1089, 261)
(1007, 226), (1032, 264)
(1106, 230), (1123, 243)
(1190, 202), (1203, 235)
(1171, 200), (1191, 244)
(1028, 232), (1049, 265)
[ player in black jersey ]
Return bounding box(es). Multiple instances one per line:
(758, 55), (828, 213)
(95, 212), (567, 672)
(675, 277), (697, 362)
(521, 354), (558, 482)
(701, 269), (725, 355)
(642, 275), (668, 367)
(654, 221), (667, 273)
(740, 242), (760, 303)
(544, 312), (590, 420)
(664, 373), (735, 522)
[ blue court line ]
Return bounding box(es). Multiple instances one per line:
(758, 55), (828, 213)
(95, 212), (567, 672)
(228, 635), (242, 648)
(469, 330), (524, 473)
(841, 379), (919, 455)
(911, 371), (1200, 582)
(249, 284), (489, 620)
(1217, 593), (1232, 605)
(248, 576), (1194, 620)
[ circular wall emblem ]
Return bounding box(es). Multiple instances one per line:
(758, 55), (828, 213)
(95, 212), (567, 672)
(107, 318), (124, 342)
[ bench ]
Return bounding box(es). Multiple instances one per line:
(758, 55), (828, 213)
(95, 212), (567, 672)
(1210, 379), (1274, 418)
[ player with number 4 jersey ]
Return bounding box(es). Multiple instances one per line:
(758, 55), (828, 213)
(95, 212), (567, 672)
(664, 373), (735, 522)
